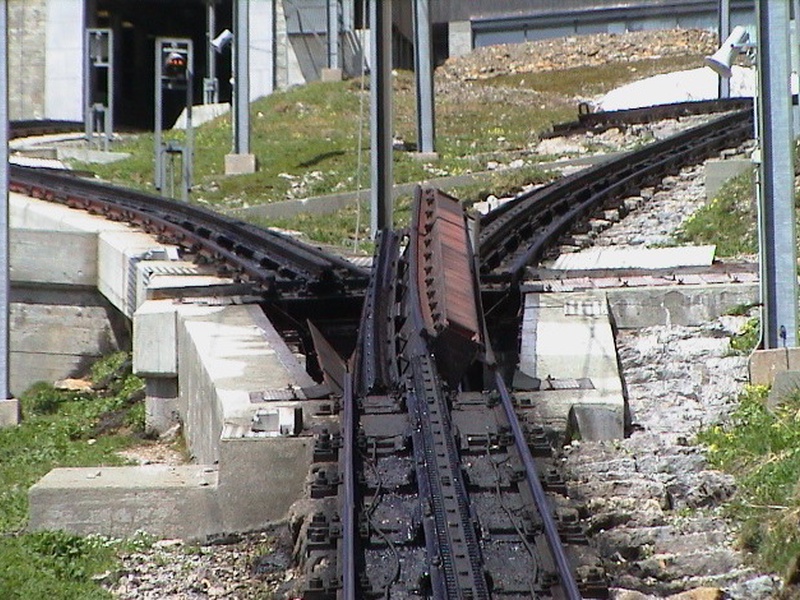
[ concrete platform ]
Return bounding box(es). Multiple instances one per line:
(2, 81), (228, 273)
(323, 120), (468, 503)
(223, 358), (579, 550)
(516, 292), (626, 440)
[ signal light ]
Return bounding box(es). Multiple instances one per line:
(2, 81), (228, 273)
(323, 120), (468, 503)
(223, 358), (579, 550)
(162, 48), (189, 88)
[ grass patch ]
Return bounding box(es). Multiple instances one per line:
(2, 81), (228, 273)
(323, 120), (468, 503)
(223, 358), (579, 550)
(0, 352), (152, 599)
(698, 386), (800, 574)
(70, 71), (575, 216)
(677, 170), (756, 257)
(256, 165), (556, 247)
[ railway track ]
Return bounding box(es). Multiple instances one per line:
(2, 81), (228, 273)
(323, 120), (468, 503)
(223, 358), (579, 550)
(299, 187), (607, 599)
(9, 164), (370, 300)
(478, 107), (754, 285)
(8, 101), (757, 597)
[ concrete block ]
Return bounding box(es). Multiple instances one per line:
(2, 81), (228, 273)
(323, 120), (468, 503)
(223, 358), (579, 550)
(0, 399), (20, 427)
(98, 230), (177, 318)
(135, 260), (203, 308)
(218, 436), (313, 530)
(320, 67), (342, 82)
(29, 465), (220, 539)
(224, 153), (257, 175)
(10, 193), (128, 233)
(11, 229), (96, 286)
(566, 404), (626, 442)
(606, 284), (758, 329)
(750, 348), (800, 387)
(705, 158), (752, 200)
(133, 300), (178, 377)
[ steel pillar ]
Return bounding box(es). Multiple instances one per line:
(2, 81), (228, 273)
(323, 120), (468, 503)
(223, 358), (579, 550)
(233, 0), (250, 155)
(327, 0), (339, 70)
(413, 0), (435, 155)
(756, 0), (798, 348)
(0, 0), (9, 400)
(205, 0), (219, 104)
(370, 0), (393, 235)
(718, 0), (730, 98)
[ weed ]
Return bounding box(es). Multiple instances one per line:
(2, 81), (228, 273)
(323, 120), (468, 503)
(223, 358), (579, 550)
(677, 170), (756, 257)
(697, 386), (800, 574)
(729, 317), (761, 355)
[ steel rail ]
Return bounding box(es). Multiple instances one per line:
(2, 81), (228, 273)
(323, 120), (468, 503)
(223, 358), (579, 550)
(546, 97), (752, 138)
(340, 370), (357, 600)
(9, 164), (369, 297)
(494, 370), (583, 599)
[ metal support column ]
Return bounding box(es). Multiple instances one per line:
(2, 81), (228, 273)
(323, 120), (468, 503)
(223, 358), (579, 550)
(205, 0), (219, 104)
(233, 0), (250, 155)
(718, 0), (730, 98)
(327, 0), (339, 70)
(756, 0), (798, 348)
(370, 0), (393, 235)
(413, 0), (435, 155)
(792, 0), (800, 135)
(0, 0), (10, 400)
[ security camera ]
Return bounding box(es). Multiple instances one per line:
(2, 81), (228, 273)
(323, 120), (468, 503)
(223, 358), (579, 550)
(211, 29), (233, 53)
(704, 26), (750, 79)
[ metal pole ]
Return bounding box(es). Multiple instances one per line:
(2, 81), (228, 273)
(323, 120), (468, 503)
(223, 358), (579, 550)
(106, 30), (114, 149)
(413, 0), (435, 155)
(327, 0), (339, 70)
(718, 0), (730, 98)
(205, 0), (218, 103)
(792, 0), (800, 135)
(154, 41), (164, 190)
(756, 0), (798, 348)
(233, 0), (250, 155)
(370, 0), (393, 235)
(0, 0), (10, 400)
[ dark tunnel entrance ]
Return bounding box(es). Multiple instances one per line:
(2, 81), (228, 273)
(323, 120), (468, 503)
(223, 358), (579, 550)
(88, 0), (233, 131)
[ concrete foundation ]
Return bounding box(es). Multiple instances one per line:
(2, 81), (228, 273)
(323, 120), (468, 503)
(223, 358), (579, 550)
(320, 67), (343, 82)
(224, 153), (257, 175)
(30, 299), (320, 539)
(0, 399), (20, 427)
(449, 20), (473, 58)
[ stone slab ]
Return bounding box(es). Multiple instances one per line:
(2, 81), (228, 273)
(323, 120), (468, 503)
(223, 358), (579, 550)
(320, 67), (342, 82)
(550, 245), (716, 271)
(56, 147), (130, 165)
